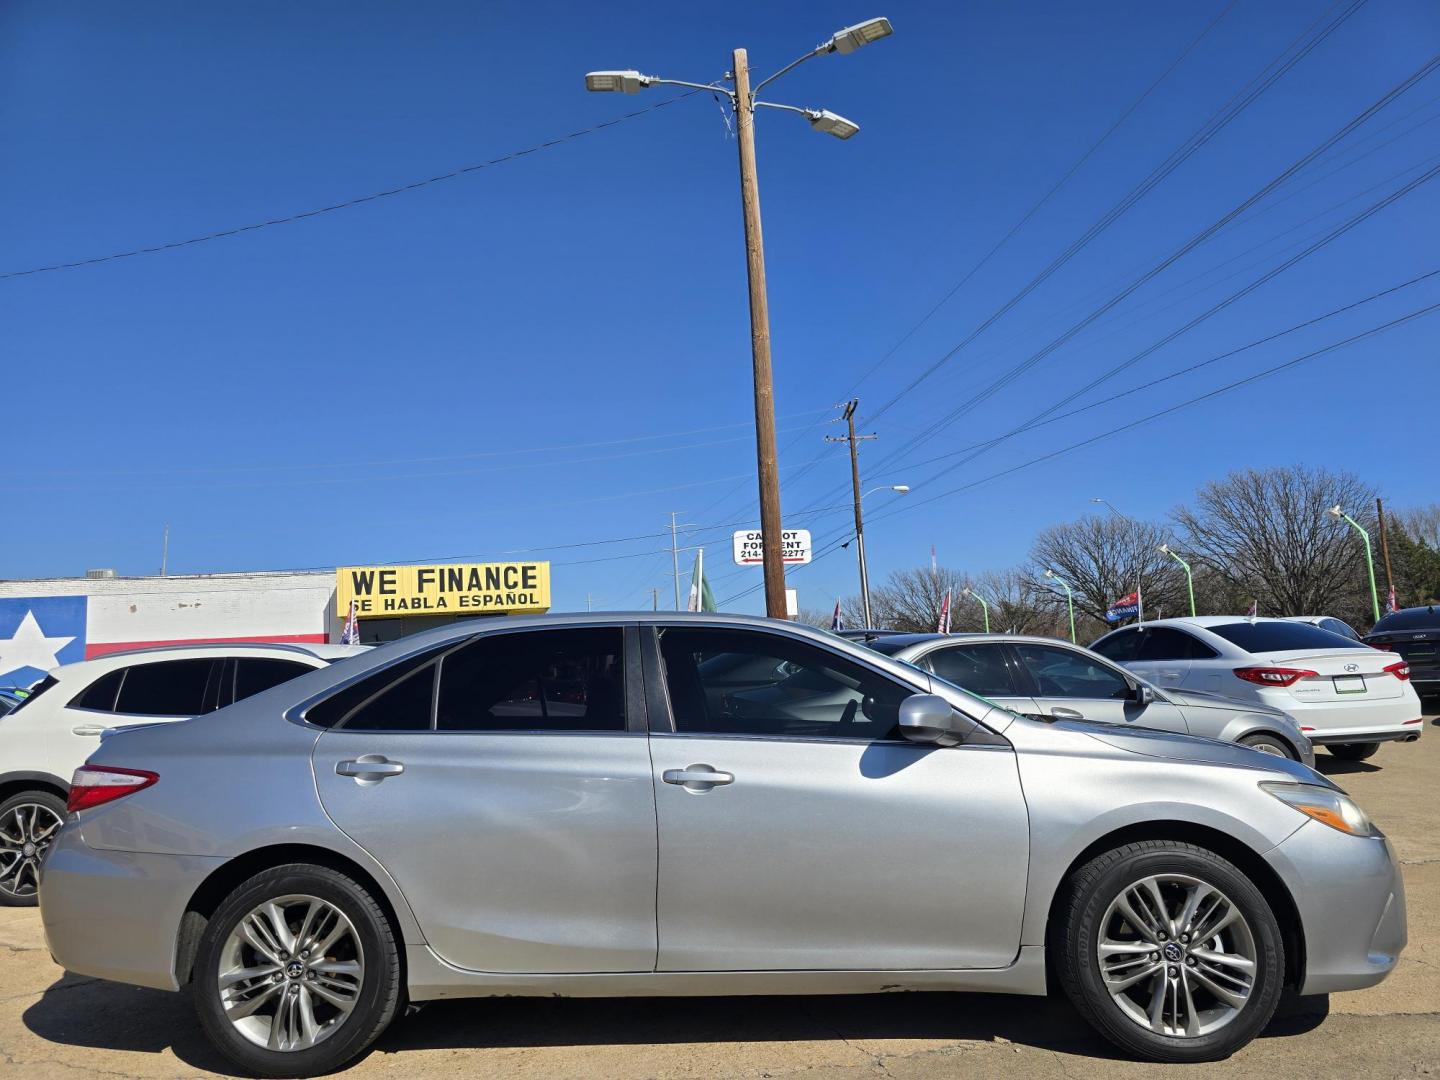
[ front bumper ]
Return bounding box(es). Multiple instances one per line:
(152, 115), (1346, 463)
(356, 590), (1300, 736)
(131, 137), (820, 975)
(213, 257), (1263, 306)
(40, 821), (222, 991)
(1265, 820), (1407, 995)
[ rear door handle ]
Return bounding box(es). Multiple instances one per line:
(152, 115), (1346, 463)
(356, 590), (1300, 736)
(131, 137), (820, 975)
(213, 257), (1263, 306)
(1050, 707), (1085, 720)
(662, 764), (734, 791)
(71, 724), (108, 737)
(336, 756), (405, 780)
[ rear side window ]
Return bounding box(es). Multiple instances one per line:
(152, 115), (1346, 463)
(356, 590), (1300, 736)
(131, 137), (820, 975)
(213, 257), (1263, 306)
(1092, 629), (1140, 662)
(114, 659), (217, 716)
(1320, 619), (1360, 641)
(303, 646), (447, 729)
(234, 658), (315, 703)
(70, 670), (124, 712)
(1136, 628), (1218, 661)
(926, 644), (1020, 697)
(342, 665), (436, 731)
(1209, 622), (1368, 653)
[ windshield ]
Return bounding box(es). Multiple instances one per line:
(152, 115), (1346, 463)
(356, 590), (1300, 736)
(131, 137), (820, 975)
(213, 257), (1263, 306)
(1209, 621), (1369, 653)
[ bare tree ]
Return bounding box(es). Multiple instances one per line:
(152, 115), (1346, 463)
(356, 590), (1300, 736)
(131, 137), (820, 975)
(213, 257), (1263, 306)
(865, 566), (969, 632)
(955, 568), (1066, 636)
(1028, 514), (1183, 628)
(1393, 504), (1440, 550)
(1172, 466), (1378, 621)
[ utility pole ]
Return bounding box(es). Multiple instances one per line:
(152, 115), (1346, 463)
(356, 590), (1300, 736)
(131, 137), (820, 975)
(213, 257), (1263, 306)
(668, 512), (687, 611)
(1377, 497), (1397, 613)
(160, 523), (170, 577)
(826, 400), (879, 628)
(586, 593), (594, 612)
(650, 588), (659, 612)
(732, 48), (787, 619)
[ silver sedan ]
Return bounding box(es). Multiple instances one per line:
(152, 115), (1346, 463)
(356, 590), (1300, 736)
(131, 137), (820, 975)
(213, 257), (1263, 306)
(865, 632), (1314, 764)
(40, 613), (1403, 1076)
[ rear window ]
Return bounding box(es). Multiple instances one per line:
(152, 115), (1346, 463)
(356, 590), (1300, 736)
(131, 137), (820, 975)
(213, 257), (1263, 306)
(1208, 621), (1369, 654)
(863, 639), (913, 657)
(6, 675), (56, 714)
(1370, 608), (1440, 634)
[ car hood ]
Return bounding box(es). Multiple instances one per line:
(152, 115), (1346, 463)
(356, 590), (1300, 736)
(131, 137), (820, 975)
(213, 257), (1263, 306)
(1062, 720), (1323, 783)
(1160, 687), (1287, 716)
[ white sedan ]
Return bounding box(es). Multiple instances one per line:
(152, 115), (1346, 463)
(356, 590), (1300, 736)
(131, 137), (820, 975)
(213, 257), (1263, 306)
(1091, 616), (1423, 761)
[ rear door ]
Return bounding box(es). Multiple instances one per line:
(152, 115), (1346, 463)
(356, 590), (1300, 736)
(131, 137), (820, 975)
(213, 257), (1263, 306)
(1125, 627), (1217, 688)
(918, 641), (1039, 717)
(311, 625), (658, 974)
(1011, 642), (1190, 734)
(646, 624), (1029, 972)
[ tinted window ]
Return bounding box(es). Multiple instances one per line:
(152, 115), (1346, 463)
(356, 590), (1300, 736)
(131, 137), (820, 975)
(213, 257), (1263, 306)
(113, 659), (216, 716)
(659, 628), (911, 740)
(1321, 619), (1360, 642)
(927, 644), (1019, 697)
(8, 676), (56, 714)
(436, 628), (625, 732)
(1209, 621), (1368, 653)
(342, 664), (436, 731)
(1092, 629), (1141, 662)
(70, 669), (124, 712)
(1137, 628), (1217, 661)
(1015, 643), (1131, 700)
(1370, 608), (1440, 633)
(304, 646), (447, 729)
(234, 658), (315, 703)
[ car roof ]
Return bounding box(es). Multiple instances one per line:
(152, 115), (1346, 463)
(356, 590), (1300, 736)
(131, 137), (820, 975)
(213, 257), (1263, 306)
(1096, 616), (1291, 632)
(876, 632), (1086, 651)
(52, 641), (370, 676)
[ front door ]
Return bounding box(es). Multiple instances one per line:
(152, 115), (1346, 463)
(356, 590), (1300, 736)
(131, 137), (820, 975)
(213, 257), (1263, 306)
(646, 625), (1029, 972)
(1012, 641), (1189, 733)
(312, 625), (658, 974)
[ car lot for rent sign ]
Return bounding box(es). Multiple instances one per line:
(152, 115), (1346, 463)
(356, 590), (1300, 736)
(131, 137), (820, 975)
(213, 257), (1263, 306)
(732, 529), (813, 566)
(335, 562), (551, 617)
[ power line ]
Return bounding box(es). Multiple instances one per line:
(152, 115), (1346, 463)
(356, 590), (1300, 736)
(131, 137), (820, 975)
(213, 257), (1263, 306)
(0, 91), (700, 282)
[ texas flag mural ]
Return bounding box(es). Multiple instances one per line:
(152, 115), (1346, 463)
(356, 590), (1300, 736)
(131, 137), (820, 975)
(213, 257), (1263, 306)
(0, 596), (88, 687)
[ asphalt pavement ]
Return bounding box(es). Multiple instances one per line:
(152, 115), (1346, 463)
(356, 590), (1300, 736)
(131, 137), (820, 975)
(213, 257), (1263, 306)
(2, 714), (1436, 1079)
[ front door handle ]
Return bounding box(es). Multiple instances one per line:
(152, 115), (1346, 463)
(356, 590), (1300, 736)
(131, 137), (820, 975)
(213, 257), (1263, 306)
(336, 756), (405, 781)
(662, 764), (734, 791)
(1158, 671), (1183, 681)
(1050, 707), (1085, 720)
(71, 724), (108, 737)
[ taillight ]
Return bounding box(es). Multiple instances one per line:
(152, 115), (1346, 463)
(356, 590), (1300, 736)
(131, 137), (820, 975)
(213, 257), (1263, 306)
(1233, 666), (1317, 687)
(67, 766), (158, 813)
(1384, 660), (1411, 681)
(1372, 642), (1393, 651)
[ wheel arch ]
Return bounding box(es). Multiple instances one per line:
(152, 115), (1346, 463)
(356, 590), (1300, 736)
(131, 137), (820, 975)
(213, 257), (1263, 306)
(174, 843), (410, 988)
(0, 771), (71, 804)
(1231, 725), (1308, 760)
(1044, 820), (1306, 990)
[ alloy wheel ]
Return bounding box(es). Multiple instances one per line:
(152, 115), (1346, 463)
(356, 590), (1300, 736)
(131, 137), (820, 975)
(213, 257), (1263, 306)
(1097, 873), (1257, 1038)
(0, 802), (63, 900)
(217, 894), (365, 1052)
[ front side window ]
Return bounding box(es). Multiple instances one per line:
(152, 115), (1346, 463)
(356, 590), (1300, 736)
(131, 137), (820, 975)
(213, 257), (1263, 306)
(926, 644), (1019, 698)
(436, 628), (625, 732)
(1014, 643), (1131, 700)
(658, 628), (911, 740)
(113, 659), (217, 716)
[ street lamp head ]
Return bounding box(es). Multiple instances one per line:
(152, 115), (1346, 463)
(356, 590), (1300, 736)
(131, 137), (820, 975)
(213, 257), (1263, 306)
(1159, 543), (1169, 553)
(1091, 497), (1104, 504)
(827, 17), (894, 54)
(1328, 504), (1344, 519)
(1044, 569), (1055, 579)
(891, 485), (911, 494)
(962, 586), (971, 596)
(585, 70), (649, 94)
(806, 109), (860, 139)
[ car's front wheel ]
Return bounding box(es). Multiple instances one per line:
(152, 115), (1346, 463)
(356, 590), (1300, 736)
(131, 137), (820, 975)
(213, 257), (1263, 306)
(0, 790), (67, 907)
(192, 863), (402, 1078)
(1328, 742), (1379, 761)
(1237, 733), (1299, 760)
(1054, 840), (1284, 1062)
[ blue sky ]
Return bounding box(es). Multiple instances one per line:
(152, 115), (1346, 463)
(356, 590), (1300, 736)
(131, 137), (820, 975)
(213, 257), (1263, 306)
(3, 0), (1437, 615)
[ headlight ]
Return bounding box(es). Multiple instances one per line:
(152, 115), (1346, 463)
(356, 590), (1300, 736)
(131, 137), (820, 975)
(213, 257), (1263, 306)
(1260, 782), (1379, 837)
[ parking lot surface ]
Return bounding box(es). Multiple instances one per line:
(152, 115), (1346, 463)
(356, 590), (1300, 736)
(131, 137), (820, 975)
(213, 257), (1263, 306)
(3, 716), (1436, 1079)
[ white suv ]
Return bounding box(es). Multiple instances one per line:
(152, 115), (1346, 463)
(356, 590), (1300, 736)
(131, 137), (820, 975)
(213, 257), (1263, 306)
(0, 642), (366, 906)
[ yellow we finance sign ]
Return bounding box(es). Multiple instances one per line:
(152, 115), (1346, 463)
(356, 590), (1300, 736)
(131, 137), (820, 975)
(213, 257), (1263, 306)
(335, 562), (551, 617)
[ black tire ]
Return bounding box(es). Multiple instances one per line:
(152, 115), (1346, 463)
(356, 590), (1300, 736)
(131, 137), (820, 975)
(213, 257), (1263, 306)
(1053, 840), (1284, 1063)
(1237, 733), (1300, 761)
(0, 789), (67, 908)
(192, 863), (402, 1078)
(1328, 742), (1380, 761)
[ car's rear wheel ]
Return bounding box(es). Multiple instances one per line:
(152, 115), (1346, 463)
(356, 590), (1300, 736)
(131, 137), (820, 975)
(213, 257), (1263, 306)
(193, 863), (402, 1077)
(0, 790), (66, 907)
(1054, 840), (1284, 1062)
(1237, 733), (1298, 760)
(1328, 742), (1379, 761)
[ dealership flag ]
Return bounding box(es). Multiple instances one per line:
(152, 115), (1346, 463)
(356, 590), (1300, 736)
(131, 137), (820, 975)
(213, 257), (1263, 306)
(1247, 598), (1259, 620)
(687, 549), (717, 613)
(1388, 587), (1399, 614)
(831, 600), (844, 632)
(1105, 590), (1141, 624)
(339, 600), (360, 645)
(937, 590), (952, 634)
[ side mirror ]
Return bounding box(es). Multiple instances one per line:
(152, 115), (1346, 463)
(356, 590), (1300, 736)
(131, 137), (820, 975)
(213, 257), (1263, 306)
(898, 693), (968, 747)
(1133, 684), (1156, 706)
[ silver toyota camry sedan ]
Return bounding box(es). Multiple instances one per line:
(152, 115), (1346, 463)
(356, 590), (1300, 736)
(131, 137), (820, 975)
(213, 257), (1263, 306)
(40, 613), (1405, 1077)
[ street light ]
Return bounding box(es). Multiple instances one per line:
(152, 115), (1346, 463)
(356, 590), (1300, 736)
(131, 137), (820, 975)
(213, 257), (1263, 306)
(1092, 496), (1144, 623)
(1044, 569), (1077, 644)
(1159, 544), (1196, 618)
(851, 482), (909, 628)
(586, 19), (893, 619)
(1328, 505), (1381, 624)
(961, 586), (991, 633)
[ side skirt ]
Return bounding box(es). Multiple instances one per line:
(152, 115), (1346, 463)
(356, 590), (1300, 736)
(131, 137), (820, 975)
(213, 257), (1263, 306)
(406, 944), (1049, 1001)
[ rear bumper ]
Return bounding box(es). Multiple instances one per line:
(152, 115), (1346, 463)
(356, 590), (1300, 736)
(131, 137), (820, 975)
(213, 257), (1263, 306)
(1265, 821), (1407, 995)
(40, 822), (221, 992)
(1306, 723), (1423, 746)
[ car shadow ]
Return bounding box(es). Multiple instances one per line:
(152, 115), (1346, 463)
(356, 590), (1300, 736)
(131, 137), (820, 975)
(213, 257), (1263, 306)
(22, 973), (1330, 1074)
(1312, 756), (1381, 776)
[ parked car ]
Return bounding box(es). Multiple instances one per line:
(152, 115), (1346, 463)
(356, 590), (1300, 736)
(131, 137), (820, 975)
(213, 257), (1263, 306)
(863, 632), (1312, 764)
(1281, 615), (1362, 642)
(1365, 605), (1440, 703)
(0, 688), (31, 717)
(1091, 617), (1423, 761)
(0, 642), (366, 906)
(42, 613), (1404, 1074)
